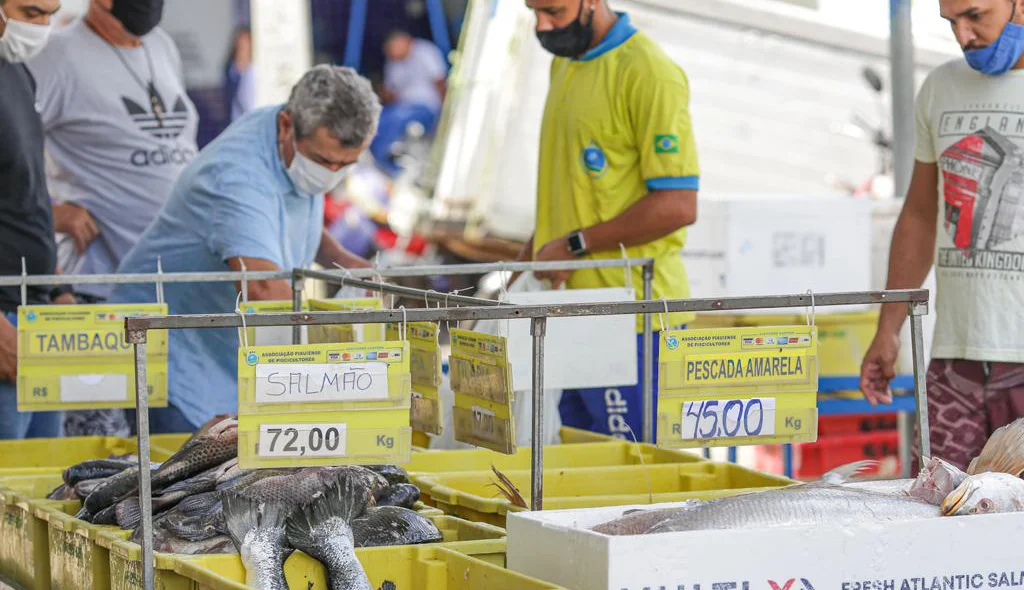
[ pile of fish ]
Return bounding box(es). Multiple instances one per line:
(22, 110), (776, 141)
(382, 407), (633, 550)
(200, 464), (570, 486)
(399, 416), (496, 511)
(593, 418), (1024, 536)
(47, 417), (441, 588)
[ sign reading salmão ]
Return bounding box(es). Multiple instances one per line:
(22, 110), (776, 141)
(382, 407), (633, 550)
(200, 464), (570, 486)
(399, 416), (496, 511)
(236, 341), (412, 469)
(17, 304), (169, 411)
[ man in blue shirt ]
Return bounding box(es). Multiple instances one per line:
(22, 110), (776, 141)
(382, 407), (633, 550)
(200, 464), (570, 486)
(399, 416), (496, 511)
(113, 65), (380, 433)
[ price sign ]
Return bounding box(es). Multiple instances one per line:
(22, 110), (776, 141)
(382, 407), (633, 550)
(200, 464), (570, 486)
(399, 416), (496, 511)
(237, 341), (412, 469)
(258, 423), (346, 458)
(386, 322), (443, 435)
(241, 300), (308, 346)
(449, 329), (515, 454)
(657, 326), (819, 449)
(16, 304), (169, 411)
(308, 299), (384, 344)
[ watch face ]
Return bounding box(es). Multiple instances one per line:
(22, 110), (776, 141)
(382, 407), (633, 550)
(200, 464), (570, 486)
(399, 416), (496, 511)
(568, 232), (586, 255)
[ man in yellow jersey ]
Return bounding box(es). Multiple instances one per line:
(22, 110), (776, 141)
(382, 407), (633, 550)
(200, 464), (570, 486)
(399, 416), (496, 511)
(522, 0), (700, 439)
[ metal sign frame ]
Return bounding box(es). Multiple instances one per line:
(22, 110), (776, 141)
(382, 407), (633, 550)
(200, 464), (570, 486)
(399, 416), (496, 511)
(122, 286), (930, 590)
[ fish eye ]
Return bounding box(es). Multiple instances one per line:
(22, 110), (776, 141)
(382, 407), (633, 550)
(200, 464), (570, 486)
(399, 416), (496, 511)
(978, 499), (993, 512)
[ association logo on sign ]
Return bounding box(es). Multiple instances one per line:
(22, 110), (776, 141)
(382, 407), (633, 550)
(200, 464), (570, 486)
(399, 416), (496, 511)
(245, 352), (259, 366)
(665, 335), (680, 350)
(25, 311), (37, 322)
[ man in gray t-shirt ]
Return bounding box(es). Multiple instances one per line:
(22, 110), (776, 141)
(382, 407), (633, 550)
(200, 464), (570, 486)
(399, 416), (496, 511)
(28, 0), (198, 302)
(27, 0), (198, 437)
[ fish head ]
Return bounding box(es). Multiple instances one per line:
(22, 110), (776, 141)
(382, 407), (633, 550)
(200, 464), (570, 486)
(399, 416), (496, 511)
(942, 472), (1024, 516)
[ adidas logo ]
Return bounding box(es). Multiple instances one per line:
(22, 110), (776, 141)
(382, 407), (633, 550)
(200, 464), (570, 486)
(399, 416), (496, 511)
(121, 89), (189, 140)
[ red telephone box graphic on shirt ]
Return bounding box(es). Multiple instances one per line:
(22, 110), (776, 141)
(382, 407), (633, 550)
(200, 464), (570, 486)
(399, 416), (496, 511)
(939, 128), (1024, 251)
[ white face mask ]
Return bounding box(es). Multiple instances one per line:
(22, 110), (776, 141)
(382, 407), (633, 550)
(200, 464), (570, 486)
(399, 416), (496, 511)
(285, 137), (351, 196)
(0, 4), (52, 63)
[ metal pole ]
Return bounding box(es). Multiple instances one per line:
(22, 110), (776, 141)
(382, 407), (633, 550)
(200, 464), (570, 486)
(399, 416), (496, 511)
(909, 301), (931, 461)
(128, 332), (154, 590)
(530, 317), (547, 511)
(291, 270), (303, 345)
(298, 269), (500, 307)
(641, 262), (655, 444)
(897, 411), (912, 478)
(890, 0), (915, 197)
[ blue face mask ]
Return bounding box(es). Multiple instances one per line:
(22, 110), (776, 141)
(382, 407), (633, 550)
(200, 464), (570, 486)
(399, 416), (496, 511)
(965, 5), (1024, 76)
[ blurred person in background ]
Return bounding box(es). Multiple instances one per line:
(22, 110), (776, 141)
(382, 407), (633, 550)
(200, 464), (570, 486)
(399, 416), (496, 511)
(521, 0), (700, 439)
(369, 30), (448, 176)
(0, 0), (71, 439)
(224, 26), (255, 123)
(28, 0), (199, 437)
(112, 65), (378, 433)
(862, 0), (1024, 471)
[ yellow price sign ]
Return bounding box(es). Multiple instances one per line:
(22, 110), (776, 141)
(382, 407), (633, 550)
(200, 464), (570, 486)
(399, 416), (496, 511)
(386, 322), (443, 435)
(449, 329), (515, 454)
(236, 341), (411, 468)
(16, 304), (169, 411)
(308, 298), (384, 344)
(656, 326), (819, 449)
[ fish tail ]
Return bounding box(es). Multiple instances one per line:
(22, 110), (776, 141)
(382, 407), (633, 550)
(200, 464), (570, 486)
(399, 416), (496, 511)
(968, 417), (1024, 477)
(820, 460), (880, 484)
(489, 465), (528, 509)
(116, 497), (142, 530)
(286, 481), (372, 590)
(222, 490), (291, 589)
(222, 490), (291, 549)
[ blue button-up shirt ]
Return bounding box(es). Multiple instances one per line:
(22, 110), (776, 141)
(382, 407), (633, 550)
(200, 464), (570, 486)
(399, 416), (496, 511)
(113, 106), (323, 428)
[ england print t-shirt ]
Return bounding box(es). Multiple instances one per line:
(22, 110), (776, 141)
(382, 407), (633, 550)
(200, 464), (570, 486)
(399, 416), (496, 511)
(915, 59), (1024, 362)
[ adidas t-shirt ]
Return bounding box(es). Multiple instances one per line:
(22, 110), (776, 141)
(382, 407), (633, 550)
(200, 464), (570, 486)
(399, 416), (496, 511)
(27, 20), (198, 297)
(915, 58), (1024, 362)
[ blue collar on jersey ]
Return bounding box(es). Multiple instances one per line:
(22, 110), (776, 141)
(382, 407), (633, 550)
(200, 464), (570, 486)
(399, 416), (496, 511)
(576, 12), (637, 62)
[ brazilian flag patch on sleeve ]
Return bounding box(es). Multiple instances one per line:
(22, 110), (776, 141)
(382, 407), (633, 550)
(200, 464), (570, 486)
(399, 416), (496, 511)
(654, 134), (680, 154)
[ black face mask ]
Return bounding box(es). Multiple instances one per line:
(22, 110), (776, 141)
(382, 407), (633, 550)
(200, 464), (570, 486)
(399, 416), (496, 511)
(111, 0), (165, 37)
(536, 0), (594, 58)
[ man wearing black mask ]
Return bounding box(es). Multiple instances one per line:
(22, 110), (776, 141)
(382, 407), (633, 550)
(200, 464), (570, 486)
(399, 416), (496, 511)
(28, 0), (199, 436)
(520, 0), (701, 440)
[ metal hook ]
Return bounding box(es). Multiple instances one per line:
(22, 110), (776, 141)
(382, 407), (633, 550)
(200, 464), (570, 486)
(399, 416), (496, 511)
(234, 291), (250, 351)
(156, 257), (165, 306)
(399, 305), (408, 341)
(805, 290), (816, 327)
(20, 258), (27, 307)
(619, 243), (632, 290)
(239, 258), (248, 303)
(661, 298), (670, 332)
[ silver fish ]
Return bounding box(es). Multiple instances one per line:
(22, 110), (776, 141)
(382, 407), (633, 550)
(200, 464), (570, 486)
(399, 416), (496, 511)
(641, 483), (940, 535)
(942, 472), (1024, 516)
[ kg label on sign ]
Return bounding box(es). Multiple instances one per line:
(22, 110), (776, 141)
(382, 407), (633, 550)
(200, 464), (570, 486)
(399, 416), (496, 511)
(254, 362), (389, 404)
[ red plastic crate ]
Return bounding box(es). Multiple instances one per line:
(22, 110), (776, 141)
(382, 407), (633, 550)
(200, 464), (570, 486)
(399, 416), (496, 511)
(817, 413), (899, 436)
(754, 430), (901, 480)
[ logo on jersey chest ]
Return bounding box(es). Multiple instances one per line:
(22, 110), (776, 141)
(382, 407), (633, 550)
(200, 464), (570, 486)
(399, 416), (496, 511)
(580, 141), (608, 179)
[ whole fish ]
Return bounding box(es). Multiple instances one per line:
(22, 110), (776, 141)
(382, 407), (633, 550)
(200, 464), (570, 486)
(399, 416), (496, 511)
(374, 483), (420, 509)
(363, 465), (409, 486)
(286, 478), (374, 590)
(151, 419), (238, 490)
(351, 506), (442, 547)
(641, 484), (940, 535)
(942, 472), (1024, 516)
(84, 465), (161, 514)
(591, 501), (705, 536)
(46, 483), (78, 501)
(240, 466), (387, 505)
(63, 459), (135, 486)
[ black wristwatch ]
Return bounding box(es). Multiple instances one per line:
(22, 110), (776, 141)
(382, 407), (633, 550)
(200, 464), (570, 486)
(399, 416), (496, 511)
(566, 229), (588, 258)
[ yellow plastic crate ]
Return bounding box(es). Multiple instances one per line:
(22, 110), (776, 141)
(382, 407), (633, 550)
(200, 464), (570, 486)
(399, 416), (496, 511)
(406, 441), (703, 475)
(736, 311), (880, 377)
(39, 506), (127, 590)
(101, 511), (509, 590)
(0, 494), (76, 590)
(414, 462), (795, 527)
(174, 545), (563, 590)
(557, 426), (617, 444)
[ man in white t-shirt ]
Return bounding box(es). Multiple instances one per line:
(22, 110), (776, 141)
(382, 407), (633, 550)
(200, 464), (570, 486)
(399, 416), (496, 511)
(862, 0), (1024, 470)
(27, 0), (198, 437)
(370, 31), (448, 176)
(28, 0), (198, 303)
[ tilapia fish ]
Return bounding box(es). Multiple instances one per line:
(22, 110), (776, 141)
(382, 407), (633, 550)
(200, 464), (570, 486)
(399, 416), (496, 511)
(594, 484), (939, 536)
(151, 419), (238, 490)
(287, 478), (375, 590)
(374, 483), (420, 509)
(63, 459), (135, 486)
(223, 490), (292, 590)
(351, 506), (442, 547)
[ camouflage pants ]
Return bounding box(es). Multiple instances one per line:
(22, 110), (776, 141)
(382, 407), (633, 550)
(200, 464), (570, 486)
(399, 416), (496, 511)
(912, 359), (1024, 472)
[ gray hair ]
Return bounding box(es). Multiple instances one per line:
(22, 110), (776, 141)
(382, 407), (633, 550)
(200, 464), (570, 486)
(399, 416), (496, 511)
(287, 65), (381, 148)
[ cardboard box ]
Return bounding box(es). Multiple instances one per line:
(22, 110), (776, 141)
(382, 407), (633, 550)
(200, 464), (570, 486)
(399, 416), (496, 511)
(507, 501), (1024, 590)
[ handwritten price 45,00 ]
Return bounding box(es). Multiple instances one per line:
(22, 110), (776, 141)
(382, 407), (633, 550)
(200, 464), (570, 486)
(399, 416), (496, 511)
(682, 398), (777, 440)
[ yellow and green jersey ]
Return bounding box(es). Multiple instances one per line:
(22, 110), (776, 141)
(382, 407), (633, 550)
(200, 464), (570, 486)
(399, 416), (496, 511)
(534, 12), (700, 331)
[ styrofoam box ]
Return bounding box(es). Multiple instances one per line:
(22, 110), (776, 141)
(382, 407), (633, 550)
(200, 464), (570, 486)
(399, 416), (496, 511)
(507, 501), (1024, 590)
